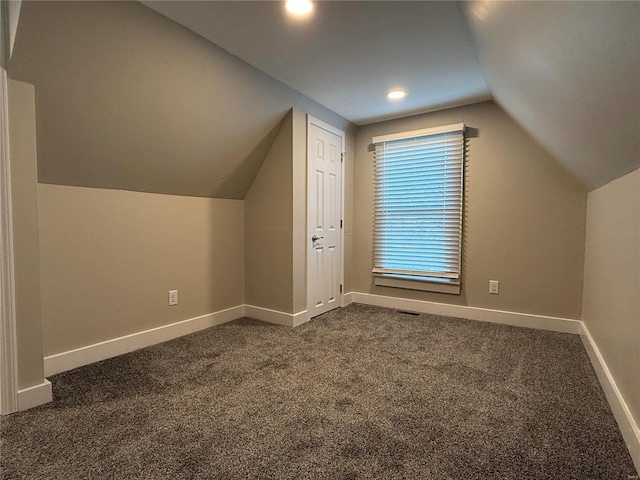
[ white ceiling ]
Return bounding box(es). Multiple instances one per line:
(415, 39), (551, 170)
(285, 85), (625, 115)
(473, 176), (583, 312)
(142, 1), (491, 126)
(143, 0), (640, 190)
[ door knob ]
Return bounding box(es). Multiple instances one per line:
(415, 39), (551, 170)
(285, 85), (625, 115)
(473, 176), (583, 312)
(312, 235), (324, 242)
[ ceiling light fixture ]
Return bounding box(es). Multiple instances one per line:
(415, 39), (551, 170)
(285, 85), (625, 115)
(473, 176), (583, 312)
(285, 0), (314, 16)
(387, 89), (407, 101)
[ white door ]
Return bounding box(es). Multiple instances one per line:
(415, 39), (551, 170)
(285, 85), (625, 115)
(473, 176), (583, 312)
(307, 117), (343, 319)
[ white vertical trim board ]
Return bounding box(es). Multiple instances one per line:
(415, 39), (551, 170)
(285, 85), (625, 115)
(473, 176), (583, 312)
(0, 3), (19, 415)
(580, 323), (640, 471)
(44, 305), (244, 376)
(17, 379), (52, 412)
(352, 292), (581, 334)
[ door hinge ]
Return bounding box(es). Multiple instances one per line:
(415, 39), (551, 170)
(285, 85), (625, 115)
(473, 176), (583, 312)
(340, 284), (343, 293)
(341, 152), (346, 163)
(340, 219), (343, 228)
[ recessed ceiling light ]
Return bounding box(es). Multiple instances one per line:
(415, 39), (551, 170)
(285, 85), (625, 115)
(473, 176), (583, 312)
(285, 0), (314, 15)
(387, 89), (407, 101)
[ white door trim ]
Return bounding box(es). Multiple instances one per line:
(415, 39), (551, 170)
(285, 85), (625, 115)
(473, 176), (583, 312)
(306, 115), (346, 316)
(0, 1), (19, 415)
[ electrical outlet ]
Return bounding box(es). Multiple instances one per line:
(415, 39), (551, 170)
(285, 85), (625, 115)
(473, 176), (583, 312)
(168, 290), (178, 306)
(489, 280), (499, 295)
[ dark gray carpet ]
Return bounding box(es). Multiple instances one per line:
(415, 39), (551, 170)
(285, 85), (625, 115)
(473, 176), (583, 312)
(1, 304), (636, 479)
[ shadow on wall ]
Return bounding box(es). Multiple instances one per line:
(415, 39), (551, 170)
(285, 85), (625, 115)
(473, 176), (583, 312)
(215, 111), (290, 199)
(459, 131), (477, 306)
(460, 127), (479, 286)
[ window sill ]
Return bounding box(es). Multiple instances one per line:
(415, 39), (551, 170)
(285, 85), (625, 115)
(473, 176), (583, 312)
(373, 273), (461, 295)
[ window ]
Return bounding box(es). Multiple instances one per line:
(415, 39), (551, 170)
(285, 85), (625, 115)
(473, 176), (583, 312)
(372, 123), (465, 294)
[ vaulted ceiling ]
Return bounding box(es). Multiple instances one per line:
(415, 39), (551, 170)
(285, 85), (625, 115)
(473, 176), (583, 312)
(9, 1), (352, 199)
(463, 1), (639, 190)
(144, 0), (640, 190)
(142, 1), (491, 125)
(9, 1), (639, 195)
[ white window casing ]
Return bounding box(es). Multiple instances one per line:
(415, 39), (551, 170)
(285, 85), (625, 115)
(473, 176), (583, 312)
(372, 123), (465, 294)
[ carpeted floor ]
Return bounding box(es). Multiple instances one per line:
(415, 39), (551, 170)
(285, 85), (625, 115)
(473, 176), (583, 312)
(0, 304), (637, 479)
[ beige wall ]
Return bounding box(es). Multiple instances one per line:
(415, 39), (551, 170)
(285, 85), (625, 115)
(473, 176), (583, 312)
(245, 112), (294, 313)
(38, 185), (244, 356)
(353, 101), (587, 319)
(582, 168), (640, 424)
(8, 79), (45, 389)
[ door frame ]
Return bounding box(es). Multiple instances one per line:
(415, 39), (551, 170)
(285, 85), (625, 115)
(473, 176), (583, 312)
(306, 115), (346, 317)
(0, 1), (19, 415)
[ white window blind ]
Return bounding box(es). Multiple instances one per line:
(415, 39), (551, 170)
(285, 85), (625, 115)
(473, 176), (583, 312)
(372, 123), (465, 285)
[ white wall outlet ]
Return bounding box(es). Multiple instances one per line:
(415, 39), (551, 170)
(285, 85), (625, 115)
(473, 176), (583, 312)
(489, 280), (499, 295)
(168, 290), (178, 306)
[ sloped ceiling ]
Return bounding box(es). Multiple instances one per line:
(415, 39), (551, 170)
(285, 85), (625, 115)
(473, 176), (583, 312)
(142, 1), (491, 125)
(146, 0), (639, 191)
(9, 1), (639, 195)
(8, 1), (351, 199)
(462, 1), (640, 190)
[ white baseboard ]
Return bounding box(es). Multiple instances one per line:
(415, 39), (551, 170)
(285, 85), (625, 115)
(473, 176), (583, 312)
(580, 323), (640, 471)
(292, 310), (311, 327)
(44, 304), (311, 377)
(351, 292), (581, 334)
(244, 304), (309, 327)
(342, 292), (354, 306)
(44, 305), (244, 376)
(18, 379), (52, 411)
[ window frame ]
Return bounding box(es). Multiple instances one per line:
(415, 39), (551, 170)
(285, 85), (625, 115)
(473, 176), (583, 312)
(371, 123), (465, 295)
